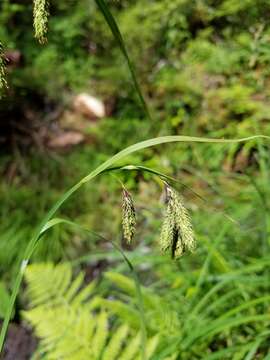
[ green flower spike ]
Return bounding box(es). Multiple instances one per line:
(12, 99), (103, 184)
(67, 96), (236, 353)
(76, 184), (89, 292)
(122, 189), (136, 244)
(160, 184), (195, 259)
(33, 0), (50, 43)
(0, 42), (7, 97)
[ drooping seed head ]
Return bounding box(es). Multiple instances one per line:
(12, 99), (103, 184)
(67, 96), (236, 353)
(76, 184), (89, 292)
(0, 42), (7, 97)
(160, 189), (175, 253)
(33, 0), (50, 43)
(122, 189), (136, 244)
(160, 184), (195, 259)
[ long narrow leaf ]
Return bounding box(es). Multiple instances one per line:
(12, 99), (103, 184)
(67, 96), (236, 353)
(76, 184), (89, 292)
(95, 0), (152, 120)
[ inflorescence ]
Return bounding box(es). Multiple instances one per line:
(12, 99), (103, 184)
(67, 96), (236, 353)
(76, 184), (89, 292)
(122, 189), (137, 244)
(160, 184), (195, 259)
(121, 183), (196, 259)
(0, 42), (7, 97)
(33, 0), (50, 43)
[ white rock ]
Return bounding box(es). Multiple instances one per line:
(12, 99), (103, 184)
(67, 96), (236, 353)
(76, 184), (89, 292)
(73, 93), (105, 119)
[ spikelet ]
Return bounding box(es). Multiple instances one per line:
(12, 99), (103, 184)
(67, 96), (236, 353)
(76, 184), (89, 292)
(122, 189), (136, 244)
(0, 42), (7, 97)
(160, 184), (195, 259)
(33, 0), (50, 43)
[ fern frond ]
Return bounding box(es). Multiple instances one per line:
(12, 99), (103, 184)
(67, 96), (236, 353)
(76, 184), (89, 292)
(92, 311), (108, 359)
(102, 324), (129, 360)
(65, 272), (84, 302)
(118, 333), (141, 360)
(145, 334), (160, 359)
(23, 263), (160, 360)
(71, 280), (96, 308)
(25, 263), (69, 306)
(133, 335), (159, 360)
(25, 263), (95, 308)
(23, 306), (94, 359)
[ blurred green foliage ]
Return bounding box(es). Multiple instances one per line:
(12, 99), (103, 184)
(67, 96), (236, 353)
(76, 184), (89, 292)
(1, 1), (270, 357)
(1, 0), (270, 279)
(1, 0), (270, 116)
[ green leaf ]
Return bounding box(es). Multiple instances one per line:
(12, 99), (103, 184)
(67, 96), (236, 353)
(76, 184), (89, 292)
(0, 283), (10, 319)
(94, 0), (152, 121)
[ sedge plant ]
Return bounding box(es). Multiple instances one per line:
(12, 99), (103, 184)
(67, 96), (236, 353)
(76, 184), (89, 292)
(0, 0), (270, 357)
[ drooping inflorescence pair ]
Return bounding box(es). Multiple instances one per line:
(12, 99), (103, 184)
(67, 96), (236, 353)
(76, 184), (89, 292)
(122, 183), (196, 259)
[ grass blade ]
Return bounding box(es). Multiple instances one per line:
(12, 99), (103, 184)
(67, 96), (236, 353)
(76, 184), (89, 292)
(95, 0), (152, 120)
(183, 314), (270, 348)
(244, 339), (263, 360)
(201, 342), (259, 360)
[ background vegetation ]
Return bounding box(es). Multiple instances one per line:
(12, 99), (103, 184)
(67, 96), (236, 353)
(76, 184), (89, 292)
(0, 0), (270, 358)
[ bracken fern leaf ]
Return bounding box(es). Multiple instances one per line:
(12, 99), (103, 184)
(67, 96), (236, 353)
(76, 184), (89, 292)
(23, 263), (160, 360)
(92, 311), (108, 359)
(102, 324), (129, 360)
